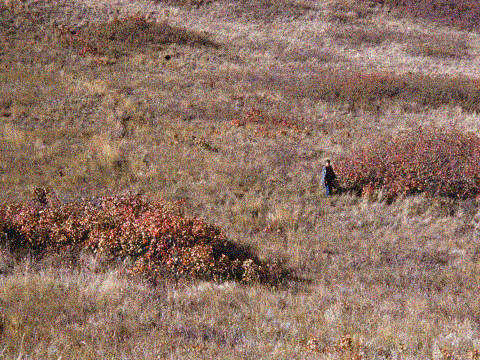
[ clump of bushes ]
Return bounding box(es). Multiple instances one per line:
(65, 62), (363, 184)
(87, 16), (218, 50)
(150, 0), (213, 6)
(57, 16), (218, 57)
(231, 108), (300, 130)
(371, 0), (480, 30)
(0, 195), (287, 284)
(336, 127), (480, 199)
(330, 26), (393, 47)
(404, 34), (470, 60)
(282, 68), (480, 113)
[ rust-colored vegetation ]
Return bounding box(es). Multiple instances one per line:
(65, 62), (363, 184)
(337, 127), (480, 199)
(0, 195), (289, 284)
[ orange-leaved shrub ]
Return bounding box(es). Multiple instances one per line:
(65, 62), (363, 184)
(336, 127), (480, 199)
(0, 195), (287, 284)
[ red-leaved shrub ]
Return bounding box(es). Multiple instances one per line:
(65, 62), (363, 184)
(336, 127), (480, 199)
(0, 195), (288, 284)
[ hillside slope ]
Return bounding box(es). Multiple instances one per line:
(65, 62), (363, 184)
(1, 0), (480, 359)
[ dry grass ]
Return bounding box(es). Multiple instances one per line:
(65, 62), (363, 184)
(0, 0), (480, 358)
(0, 194), (479, 359)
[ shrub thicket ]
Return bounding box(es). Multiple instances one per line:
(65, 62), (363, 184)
(282, 69), (480, 113)
(372, 0), (480, 30)
(336, 128), (480, 199)
(87, 16), (218, 49)
(0, 195), (287, 284)
(56, 16), (218, 57)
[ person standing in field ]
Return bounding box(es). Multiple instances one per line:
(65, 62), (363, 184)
(321, 159), (337, 196)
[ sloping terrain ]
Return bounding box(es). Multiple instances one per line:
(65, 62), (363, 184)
(1, 0), (480, 358)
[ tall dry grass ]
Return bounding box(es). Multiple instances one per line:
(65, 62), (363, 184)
(0, 0), (479, 358)
(0, 192), (479, 359)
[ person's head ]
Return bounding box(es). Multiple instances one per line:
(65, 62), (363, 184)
(325, 159), (331, 166)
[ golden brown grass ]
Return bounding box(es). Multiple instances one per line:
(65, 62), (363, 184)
(1, 0), (480, 358)
(1, 194), (479, 359)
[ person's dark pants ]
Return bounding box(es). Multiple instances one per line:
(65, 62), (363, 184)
(325, 182), (333, 196)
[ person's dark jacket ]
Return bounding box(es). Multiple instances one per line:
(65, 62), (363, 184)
(321, 165), (336, 186)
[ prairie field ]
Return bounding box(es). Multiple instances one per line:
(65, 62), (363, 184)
(1, 0), (480, 358)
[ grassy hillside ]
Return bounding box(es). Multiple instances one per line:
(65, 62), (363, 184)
(1, 0), (480, 358)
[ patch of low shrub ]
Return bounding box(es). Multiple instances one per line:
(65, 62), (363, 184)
(282, 68), (480, 112)
(371, 0), (480, 30)
(330, 26), (396, 47)
(326, 0), (382, 23)
(56, 16), (218, 57)
(336, 127), (480, 199)
(150, 0), (214, 6)
(403, 34), (470, 60)
(0, 195), (288, 284)
(231, 108), (300, 130)
(193, 0), (316, 23)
